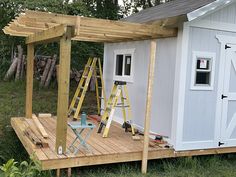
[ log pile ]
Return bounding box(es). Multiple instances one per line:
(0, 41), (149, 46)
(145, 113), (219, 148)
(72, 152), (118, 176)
(4, 47), (86, 87)
(35, 55), (58, 87)
(35, 55), (83, 87)
(4, 45), (25, 81)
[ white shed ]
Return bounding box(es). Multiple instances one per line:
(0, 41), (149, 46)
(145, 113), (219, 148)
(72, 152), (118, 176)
(103, 0), (236, 151)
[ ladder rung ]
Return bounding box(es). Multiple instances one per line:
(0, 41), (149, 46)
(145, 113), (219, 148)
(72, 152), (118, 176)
(96, 76), (101, 78)
(82, 76), (88, 78)
(80, 86), (84, 89)
(71, 108), (77, 112)
(99, 97), (104, 100)
(106, 108), (111, 112)
(76, 97), (80, 101)
(85, 65), (91, 68)
(115, 105), (130, 108)
(97, 86), (102, 89)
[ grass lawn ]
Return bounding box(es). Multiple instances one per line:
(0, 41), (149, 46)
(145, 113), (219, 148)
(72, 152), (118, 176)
(1, 80), (236, 176)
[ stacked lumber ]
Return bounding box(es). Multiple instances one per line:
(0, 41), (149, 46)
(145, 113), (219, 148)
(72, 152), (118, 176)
(24, 127), (49, 148)
(24, 115), (49, 148)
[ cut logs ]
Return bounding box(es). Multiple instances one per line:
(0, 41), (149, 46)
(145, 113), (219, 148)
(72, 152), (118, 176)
(4, 48), (94, 89)
(4, 45), (25, 81)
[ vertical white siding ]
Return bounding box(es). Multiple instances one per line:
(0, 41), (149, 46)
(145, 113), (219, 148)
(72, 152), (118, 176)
(204, 3), (236, 24)
(103, 38), (177, 138)
(179, 26), (236, 150)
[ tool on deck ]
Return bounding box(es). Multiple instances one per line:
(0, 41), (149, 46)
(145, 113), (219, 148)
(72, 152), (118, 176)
(68, 57), (107, 119)
(97, 81), (135, 138)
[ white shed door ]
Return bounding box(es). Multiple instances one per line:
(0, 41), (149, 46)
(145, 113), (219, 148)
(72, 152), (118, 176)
(221, 44), (236, 146)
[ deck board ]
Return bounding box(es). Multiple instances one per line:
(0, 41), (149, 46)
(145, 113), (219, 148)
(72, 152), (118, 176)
(11, 117), (236, 170)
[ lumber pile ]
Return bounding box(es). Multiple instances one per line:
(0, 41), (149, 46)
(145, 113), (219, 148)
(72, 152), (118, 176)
(24, 127), (49, 148)
(23, 114), (50, 148)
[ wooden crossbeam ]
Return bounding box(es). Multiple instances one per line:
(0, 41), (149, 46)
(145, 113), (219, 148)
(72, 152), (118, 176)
(16, 15), (58, 29)
(8, 23), (42, 33)
(3, 27), (30, 37)
(25, 10), (77, 26)
(79, 17), (177, 37)
(26, 24), (74, 44)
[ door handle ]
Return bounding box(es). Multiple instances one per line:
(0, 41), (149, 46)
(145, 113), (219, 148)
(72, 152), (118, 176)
(221, 94), (228, 99)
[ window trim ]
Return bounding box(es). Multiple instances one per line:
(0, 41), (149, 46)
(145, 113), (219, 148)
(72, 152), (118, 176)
(190, 51), (216, 90)
(113, 49), (135, 83)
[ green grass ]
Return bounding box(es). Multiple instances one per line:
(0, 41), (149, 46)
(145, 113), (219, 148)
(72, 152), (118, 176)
(1, 81), (236, 176)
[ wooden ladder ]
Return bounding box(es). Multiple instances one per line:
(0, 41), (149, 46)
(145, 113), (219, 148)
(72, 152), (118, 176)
(68, 57), (106, 119)
(97, 81), (135, 138)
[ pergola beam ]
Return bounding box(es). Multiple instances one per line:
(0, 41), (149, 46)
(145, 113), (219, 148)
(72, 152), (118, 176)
(26, 24), (74, 44)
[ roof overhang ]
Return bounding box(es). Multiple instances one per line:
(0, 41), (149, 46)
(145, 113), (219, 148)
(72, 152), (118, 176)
(2, 10), (178, 44)
(187, 0), (236, 21)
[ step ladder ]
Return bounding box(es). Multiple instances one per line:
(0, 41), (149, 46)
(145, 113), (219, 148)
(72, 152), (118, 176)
(68, 57), (107, 119)
(97, 81), (135, 138)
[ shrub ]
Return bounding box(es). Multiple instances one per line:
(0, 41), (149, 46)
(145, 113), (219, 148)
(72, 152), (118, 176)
(0, 156), (43, 177)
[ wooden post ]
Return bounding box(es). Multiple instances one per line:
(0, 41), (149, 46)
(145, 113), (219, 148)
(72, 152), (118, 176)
(55, 26), (72, 154)
(25, 44), (34, 118)
(141, 40), (157, 174)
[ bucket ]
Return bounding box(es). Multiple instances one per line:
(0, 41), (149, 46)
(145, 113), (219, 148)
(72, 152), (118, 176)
(81, 112), (87, 126)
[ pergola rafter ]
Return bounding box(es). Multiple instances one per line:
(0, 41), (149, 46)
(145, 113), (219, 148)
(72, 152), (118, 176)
(3, 10), (177, 43)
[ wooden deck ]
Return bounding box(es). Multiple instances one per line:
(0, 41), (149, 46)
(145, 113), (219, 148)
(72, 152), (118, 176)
(11, 116), (236, 170)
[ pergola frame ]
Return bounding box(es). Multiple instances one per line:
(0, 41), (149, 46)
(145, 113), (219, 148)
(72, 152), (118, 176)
(3, 10), (177, 173)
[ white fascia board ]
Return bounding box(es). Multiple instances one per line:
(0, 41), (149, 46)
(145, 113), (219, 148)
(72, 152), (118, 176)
(187, 0), (236, 21)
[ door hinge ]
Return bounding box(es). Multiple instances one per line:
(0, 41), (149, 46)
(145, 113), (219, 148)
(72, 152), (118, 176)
(218, 142), (225, 146)
(221, 94), (228, 99)
(225, 44), (232, 50)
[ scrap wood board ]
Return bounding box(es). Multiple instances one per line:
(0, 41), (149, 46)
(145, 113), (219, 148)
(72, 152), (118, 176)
(32, 114), (49, 138)
(24, 127), (49, 148)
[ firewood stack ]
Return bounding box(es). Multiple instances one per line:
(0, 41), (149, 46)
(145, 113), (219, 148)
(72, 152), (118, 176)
(4, 45), (25, 81)
(4, 48), (85, 87)
(35, 55), (83, 87)
(35, 54), (57, 87)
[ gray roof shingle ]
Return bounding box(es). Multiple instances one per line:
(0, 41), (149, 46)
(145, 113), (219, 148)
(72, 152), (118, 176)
(122, 0), (216, 23)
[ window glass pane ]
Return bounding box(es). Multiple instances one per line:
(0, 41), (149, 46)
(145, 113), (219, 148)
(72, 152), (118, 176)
(116, 55), (123, 76)
(196, 58), (210, 70)
(124, 55), (131, 76)
(195, 72), (210, 85)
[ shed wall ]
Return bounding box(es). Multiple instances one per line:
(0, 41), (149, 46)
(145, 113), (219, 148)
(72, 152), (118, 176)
(103, 38), (177, 138)
(173, 2), (236, 151)
(179, 27), (236, 150)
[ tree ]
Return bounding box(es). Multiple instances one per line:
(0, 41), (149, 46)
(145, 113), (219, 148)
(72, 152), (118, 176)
(0, 0), (120, 78)
(120, 0), (173, 17)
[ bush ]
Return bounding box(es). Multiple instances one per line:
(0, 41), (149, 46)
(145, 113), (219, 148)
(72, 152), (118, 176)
(0, 156), (49, 177)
